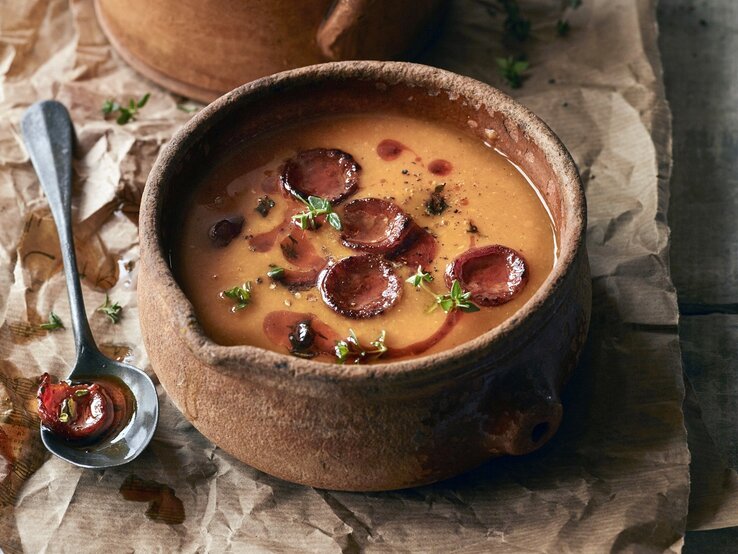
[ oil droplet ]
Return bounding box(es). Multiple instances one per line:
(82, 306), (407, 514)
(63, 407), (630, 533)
(119, 474), (185, 525)
(428, 159), (453, 176)
(377, 139), (406, 161)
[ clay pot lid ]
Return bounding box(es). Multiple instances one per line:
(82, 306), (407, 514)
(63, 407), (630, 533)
(140, 61), (586, 385)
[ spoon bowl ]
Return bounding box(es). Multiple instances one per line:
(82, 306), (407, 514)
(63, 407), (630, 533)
(22, 100), (159, 468)
(40, 349), (159, 468)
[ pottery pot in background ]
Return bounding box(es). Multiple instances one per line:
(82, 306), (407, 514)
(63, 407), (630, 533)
(94, 0), (447, 102)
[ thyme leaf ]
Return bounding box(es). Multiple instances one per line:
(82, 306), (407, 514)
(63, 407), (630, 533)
(40, 311), (64, 331)
(102, 93), (150, 125)
(59, 396), (76, 424)
(496, 56), (529, 89)
(406, 267), (480, 314)
(292, 195), (342, 231)
(406, 266), (434, 288)
(498, 0), (531, 42)
(557, 19), (570, 36)
(97, 294), (122, 324)
(335, 329), (388, 364)
(222, 282), (252, 311)
(267, 265), (285, 279)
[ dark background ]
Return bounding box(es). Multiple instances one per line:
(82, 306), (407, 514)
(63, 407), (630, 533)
(659, 0), (738, 551)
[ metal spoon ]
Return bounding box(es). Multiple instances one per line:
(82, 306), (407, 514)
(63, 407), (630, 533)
(21, 100), (159, 468)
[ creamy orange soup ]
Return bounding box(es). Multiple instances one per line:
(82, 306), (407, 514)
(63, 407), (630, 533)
(175, 113), (556, 363)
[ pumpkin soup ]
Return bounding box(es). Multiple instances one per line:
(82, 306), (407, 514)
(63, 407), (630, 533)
(174, 113), (557, 363)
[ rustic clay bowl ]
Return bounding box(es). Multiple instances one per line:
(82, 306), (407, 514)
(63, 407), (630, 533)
(138, 61), (591, 492)
(94, 0), (446, 103)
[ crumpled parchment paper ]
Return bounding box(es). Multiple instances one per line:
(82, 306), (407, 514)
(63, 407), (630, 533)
(1, 0), (735, 552)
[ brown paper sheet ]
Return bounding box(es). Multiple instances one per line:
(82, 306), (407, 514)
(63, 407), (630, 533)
(0, 0), (732, 551)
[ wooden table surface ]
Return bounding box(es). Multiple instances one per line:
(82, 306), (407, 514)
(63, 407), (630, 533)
(658, 0), (738, 550)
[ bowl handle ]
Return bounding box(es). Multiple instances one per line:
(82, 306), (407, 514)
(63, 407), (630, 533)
(482, 390), (563, 456)
(316, 0), (443, 61)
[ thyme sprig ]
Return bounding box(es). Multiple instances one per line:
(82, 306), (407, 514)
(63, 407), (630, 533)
(558, 0), (582, 36)
(335, 329), (388, 364)
(498, 0), (531, 42)
(496, 56), (530, 89)
(40, 311), (64, 331)
(102, 93), (150, 125)
(406, 267), (480, 314)
(489, 0), (583, 89)
(222, 282), (252, 311)
(292, 195), (341, 231)
(97, 294), (122, 324)
(556, 19), (570, 36)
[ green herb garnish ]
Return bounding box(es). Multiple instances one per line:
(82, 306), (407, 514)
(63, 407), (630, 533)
(97, 294), (122, 324)
(267, 265), (285, 279)
(222, 282), (252, 311)
(556, 19), (570, 36)
(496, 56), (529, 89)
(437, 280), (481, 313)
(40, 311), (64, 331)
(74, 389), (90, 397)
(256, 196), (276, 217)
(292, 195), (341, 231)
(498, 0), (531, 42)
(102, 93), (150, 125)
(406, 266), (434, 288)
(557, 0), (582, 38)
(335, 329), (388, 364)
(58, 397), (76, 424)
(406, 267), (480, 314)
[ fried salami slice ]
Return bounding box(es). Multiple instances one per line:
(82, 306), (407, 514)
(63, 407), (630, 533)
(209, 215), (244, 247)
(263, 311), (341, 358)
(386, 223), (438, 269)
(280, 148), (360, 204)
(319, 255), (401, 319)
(445, 245), (528, 306)
(340, 198), (412, 253)
(37, 373), (115, 442)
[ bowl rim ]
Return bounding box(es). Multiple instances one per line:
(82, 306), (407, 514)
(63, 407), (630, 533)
(140, 60), (586, 386)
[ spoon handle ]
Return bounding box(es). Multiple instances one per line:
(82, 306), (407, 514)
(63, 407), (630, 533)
(21, 100), (98, 360)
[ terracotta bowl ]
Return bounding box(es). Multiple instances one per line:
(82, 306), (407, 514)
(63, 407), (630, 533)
(138, 61), (591, 491)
